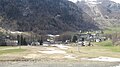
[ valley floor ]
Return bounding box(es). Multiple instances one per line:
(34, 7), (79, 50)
(0, 44), (120, 67)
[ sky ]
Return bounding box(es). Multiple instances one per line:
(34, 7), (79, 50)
(69, 0), (120, 3)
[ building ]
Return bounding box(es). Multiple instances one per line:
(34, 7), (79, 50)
(5, 39), (18, 46)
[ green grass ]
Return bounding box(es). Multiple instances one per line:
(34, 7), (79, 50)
(0, 46), (14, 49)
(93, 40), (113, 46)
(105, 46), (120, 52)
(93, 40), (120, 52)
(0, 48), (26, 55)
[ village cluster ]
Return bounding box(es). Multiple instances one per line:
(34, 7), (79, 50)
(0, 31), (107, 46)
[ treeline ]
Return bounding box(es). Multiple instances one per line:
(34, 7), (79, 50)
(17, 35), (44, 46)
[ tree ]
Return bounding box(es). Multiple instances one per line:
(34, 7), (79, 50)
(40, 39), (43, 45)
(23, 38), (27, 45)
(55, 32), (73, 42)
(72, 35), (78, 43)
(20, 35), (24, 45)
(17, 35), (20, 45)
(112, 32), (120, 46)
(17, 35), (27, 46)
(38, 37), (43, 45)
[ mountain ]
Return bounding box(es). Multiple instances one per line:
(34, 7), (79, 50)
(77, 0), (120, 29)
(0, 0), (98, 35)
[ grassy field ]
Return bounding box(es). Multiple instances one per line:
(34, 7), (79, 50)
(0, 46), (26, 55)
(66, 40), (120, 58)
(0, 42), (119, 61)
(66, 46), (120, 58)
(93, 40), (113, 46)
(93, 40), (120, 52)
(0, 49), (26, 55)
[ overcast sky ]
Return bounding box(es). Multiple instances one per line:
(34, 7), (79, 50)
(69, 0), (120, 3)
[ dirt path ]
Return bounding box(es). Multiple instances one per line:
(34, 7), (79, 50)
(0, 61), (119, 67)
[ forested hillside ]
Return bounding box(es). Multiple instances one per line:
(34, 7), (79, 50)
(0, 0), (98, 34)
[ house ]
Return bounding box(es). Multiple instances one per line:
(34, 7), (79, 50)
(77, 33), (91, 42)
(5, 39), (18, 46)
(76, 32), (106, 43)
(47, 34), (60, 44)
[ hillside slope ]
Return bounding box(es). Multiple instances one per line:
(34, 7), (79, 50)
(77, 0), (120, 29)
(0, 0), (98, 34)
